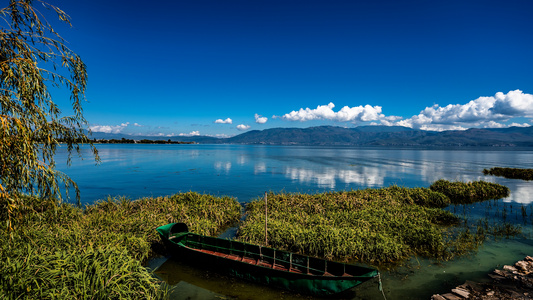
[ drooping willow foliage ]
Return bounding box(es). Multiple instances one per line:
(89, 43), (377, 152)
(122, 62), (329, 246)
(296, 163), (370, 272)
(0, 0), (98, 229)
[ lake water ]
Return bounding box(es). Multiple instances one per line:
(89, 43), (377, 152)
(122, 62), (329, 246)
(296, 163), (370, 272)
(56, 144), (533, 299)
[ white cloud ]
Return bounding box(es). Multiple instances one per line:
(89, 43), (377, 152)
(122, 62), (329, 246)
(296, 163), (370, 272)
(510, 122), (531, 128)
(214, 118), (233, 124)
(491, 90), (533, 116)
(481, 121), (507, 129)
(178, 131), (200, 136)
(255, 114), (268, 124)
(237, 124), (250, 131)
(90, 122), (129, 134)
(133, 123), (142, 127)
(281, 102), (385, 123)
(396, 90), (533, 130)
(277, 90), (532, 131)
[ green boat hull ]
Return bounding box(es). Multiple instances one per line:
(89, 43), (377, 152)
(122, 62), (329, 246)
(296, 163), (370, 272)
(156, 223), (378, 296)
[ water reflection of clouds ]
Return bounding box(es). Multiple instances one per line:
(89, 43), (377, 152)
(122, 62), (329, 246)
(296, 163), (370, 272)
(503, 183), (533, 204)
(254, 162), (266, 174)
(188, 150), (200, 158)
(237, 155), (247, 165)
(214, 161), (231, 173)
(284, 167), (384, 189)
(285, 168), (336, 189)
(337, 169), (384, 186)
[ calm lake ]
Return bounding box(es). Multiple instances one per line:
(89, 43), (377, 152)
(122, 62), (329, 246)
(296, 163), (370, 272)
(57, 144), (533, 299)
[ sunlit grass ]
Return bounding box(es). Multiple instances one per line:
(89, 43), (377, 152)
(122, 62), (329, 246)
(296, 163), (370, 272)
(238, 187), (457, 265)
(1, 181), (514, 298)
(0, 193), (241, 299)
(238, 182), (513, 266)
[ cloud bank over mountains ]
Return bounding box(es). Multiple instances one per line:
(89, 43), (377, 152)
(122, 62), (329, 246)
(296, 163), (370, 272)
(280, 103), (390, 123)
(279, 90), (532, 131)
(89, 90), (532, 136)
(394, 90), (533, 131)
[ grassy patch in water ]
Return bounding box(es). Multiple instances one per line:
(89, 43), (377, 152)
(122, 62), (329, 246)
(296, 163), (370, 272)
(238, 181), (515, 266)
(429, 179), (510, 204)
(0, 193), (241, 300)
(238, 187), (460, 265)
(483, 167), (533, 181)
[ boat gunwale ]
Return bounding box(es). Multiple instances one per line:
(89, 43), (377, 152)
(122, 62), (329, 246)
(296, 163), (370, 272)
(161, 225), (378, 280)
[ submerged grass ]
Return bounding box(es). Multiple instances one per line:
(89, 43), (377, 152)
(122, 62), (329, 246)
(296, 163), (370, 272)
(0, 193), (241, 300)
(483, 167), (533, 181)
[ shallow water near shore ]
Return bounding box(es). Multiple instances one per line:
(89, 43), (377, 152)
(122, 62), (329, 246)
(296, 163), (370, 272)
(147, 237), (532, 299)
(56, 144), (533, 299)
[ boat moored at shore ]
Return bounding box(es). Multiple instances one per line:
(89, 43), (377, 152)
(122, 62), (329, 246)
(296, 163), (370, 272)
(156, 222), (379, 296)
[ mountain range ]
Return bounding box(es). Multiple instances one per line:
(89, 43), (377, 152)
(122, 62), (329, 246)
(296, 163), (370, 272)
(89, 125), (533, 147)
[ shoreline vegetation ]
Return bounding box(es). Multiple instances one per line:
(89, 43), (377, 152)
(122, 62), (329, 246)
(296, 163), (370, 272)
(483, 167), (533, 181)
(238, 181), (511, 266)
(0, 180), (520, 299)
(93, 138), (196, 144)
(0, 193), (241, 299)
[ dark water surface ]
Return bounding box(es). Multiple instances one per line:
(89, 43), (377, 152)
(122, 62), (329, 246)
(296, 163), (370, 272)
(56, 144), (533, 299)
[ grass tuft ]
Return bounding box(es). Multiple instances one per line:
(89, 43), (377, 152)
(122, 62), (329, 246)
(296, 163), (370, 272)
(483, 167), (533, 181)
(429, 179), (510, 204)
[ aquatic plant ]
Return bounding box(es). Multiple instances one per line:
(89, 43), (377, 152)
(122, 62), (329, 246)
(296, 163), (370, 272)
(0, 193), (241, 299)
(83, 192), (242, 259)
(0, 243), (164, 300)
(483, 167), (533, 181)
(238, 187), (460, 265)
(429, 179), (510, 204)
(489, 222), (522, 237)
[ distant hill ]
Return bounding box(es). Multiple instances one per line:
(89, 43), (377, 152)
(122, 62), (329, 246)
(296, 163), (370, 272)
(88, 125), (533, 147)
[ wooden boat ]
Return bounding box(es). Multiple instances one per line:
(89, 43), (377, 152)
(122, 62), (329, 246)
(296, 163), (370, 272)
(156, 222), (379, 296)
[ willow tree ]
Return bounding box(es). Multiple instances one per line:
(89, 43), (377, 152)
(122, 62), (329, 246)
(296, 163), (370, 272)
(0, 0), (98, 229)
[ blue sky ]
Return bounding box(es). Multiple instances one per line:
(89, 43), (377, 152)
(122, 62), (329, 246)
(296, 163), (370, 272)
(47, 0), (533, 137)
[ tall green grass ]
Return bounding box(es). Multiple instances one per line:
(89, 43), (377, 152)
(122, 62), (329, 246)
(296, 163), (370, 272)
(238, 187), (458, 265)
(83, 192), (242, 260)
(0, 193), (241, 299)
(238, 181), (513, 266)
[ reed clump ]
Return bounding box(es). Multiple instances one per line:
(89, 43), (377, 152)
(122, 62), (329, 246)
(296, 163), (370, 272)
(483, 167), (533, 181)
(83, 192), (242, 259)
(1, 193), (241, 299)
(238, 187), (460, 265)
(429, 179), (510, 204)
